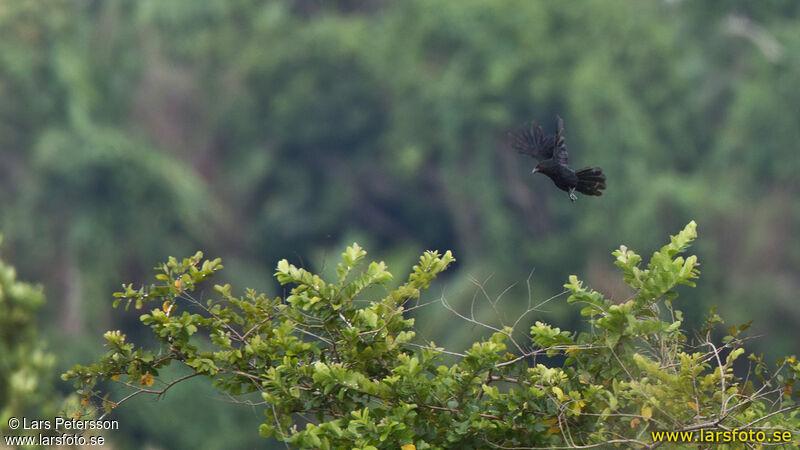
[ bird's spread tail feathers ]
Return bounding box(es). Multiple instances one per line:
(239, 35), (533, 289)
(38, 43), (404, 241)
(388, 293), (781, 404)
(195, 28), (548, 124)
(574, 167), (606, 196)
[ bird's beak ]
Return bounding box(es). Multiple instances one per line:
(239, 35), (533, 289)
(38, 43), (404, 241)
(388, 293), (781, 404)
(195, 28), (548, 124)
(531, 167), (539, 174)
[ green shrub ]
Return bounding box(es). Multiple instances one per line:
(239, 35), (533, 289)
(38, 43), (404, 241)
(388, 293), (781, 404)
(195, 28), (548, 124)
(0, 235), (56, 433)
(64, 222), (799, 448)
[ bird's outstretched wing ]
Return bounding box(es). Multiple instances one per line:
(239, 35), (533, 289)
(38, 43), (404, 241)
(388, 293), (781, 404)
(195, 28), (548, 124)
(510, 121), (556, 162)
(551, 116), (569, 166)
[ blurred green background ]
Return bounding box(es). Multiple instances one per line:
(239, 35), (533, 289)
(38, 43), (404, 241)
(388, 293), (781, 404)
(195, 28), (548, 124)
(1, 0), (798, 448)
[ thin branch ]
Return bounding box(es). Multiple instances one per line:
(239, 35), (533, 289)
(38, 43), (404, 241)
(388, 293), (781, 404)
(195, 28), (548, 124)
(98, 372), (203, 421)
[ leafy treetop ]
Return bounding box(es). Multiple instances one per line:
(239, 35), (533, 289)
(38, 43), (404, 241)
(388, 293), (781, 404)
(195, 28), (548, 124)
(64, 222), (799, 448)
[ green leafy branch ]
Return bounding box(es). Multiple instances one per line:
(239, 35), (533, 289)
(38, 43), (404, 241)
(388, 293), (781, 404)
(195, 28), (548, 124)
(63, 223), (800, 448)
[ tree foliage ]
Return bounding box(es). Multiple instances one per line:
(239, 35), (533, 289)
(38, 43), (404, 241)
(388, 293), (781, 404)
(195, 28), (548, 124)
(2, 1), (800, 446)
(64, 223), (800, 448)
(0, 236), (57, 434)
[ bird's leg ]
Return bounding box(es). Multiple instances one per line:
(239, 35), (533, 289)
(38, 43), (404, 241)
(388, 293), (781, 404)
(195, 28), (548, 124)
(568, 188), (577, 202)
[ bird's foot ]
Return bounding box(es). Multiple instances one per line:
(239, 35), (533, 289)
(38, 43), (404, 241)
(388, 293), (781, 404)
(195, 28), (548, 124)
(568, 188), (577, 202)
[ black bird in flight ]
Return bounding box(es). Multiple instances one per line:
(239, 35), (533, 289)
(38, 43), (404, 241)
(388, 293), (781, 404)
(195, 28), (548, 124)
(511, 116), (606, 201)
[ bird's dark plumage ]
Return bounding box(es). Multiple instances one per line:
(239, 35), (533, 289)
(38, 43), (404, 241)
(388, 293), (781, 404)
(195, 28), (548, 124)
(511, 116), (606, 201)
